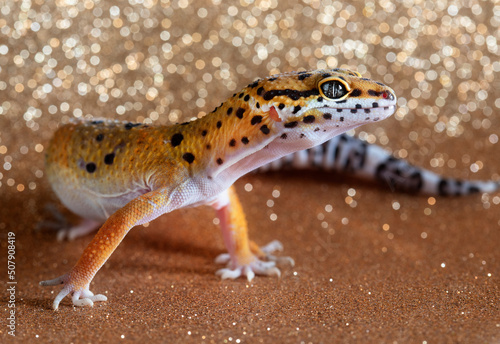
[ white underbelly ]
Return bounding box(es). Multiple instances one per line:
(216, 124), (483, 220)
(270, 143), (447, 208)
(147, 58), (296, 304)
(52, 183), (149, 221)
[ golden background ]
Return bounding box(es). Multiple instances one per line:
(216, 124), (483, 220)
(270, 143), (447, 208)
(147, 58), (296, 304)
(0, 0), (499, 342)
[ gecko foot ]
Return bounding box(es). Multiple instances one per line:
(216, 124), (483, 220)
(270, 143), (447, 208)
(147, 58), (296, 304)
(215, 240), (294, 281)
(57, 219), (102, 241)
(40, 274), (107, 310)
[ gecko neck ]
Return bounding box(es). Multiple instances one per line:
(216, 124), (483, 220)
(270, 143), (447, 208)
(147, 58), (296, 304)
(168, 98), (279, 181)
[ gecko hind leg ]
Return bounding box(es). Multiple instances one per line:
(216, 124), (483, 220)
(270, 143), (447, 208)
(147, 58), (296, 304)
(57, 218), (102, 241)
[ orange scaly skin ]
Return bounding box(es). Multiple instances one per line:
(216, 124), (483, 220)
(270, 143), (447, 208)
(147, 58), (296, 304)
(40, 69), (397, 309)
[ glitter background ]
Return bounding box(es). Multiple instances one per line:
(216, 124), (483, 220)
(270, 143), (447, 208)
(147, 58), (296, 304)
(0, 0), (499, 342)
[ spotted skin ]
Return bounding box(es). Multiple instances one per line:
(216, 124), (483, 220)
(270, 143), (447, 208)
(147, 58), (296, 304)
(40, 68), (397, 310)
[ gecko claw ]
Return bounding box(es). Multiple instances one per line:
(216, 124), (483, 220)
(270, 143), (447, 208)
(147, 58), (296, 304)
(40, 273), (107, 310)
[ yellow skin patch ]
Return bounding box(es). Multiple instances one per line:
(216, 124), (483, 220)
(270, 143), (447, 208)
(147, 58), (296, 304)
(41, 69), (397, 309)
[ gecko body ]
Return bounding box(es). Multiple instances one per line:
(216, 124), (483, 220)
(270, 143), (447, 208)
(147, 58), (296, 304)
(41, 69), (396, 309)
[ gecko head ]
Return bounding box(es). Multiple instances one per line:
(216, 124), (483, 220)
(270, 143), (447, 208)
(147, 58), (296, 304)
(252, 68), (397, 148)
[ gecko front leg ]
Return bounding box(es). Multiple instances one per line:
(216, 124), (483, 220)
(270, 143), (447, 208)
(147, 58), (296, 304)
(40, 186), (175, 310)
(211, 186), (294, 281)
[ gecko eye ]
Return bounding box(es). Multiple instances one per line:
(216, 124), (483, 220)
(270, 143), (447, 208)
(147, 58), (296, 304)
(318, 78), (350, 100)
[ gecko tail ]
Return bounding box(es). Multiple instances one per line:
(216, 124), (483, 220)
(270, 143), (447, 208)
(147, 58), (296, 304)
(256, 133), (499, 196)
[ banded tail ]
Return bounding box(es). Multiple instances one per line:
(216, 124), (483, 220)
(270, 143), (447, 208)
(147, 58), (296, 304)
(257, 133), (499, 196)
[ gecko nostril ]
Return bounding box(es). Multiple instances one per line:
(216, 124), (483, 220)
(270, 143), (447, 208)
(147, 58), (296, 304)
(383, 91), (394, 100)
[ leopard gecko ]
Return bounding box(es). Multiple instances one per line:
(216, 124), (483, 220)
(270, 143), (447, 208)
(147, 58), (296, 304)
(40, 68), (496, 310)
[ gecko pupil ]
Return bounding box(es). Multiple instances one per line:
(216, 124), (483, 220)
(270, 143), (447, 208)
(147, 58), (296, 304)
(320, 80), (348, 100)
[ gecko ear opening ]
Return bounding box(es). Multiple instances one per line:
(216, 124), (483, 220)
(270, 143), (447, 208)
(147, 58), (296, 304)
(269, 106), (282, 122)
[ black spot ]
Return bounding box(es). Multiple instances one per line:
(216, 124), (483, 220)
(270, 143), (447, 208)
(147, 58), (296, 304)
(298, 73), (311, 80)
(248, 80), (259, 88)
(322, 73), (330, 78)
(280, 133), (287, 139)
(260, 125), (270, 134)
(314, 127), (320, 132)
(227, 107), (233, 116)
(206, 144), (211, 150)
(268, 77), (277, 81)
(469, 186), (480, 193)
(104, 153), (115, 165)
(256, 102), (260, 108)
(91, 120), (104, 125)
(340, 117), (344, 121)
(216, 158), (223, 165)
(244, 94), (250, 102)
(365, 109), (371, 114)
(278, 103), (285, 110)
(86, 162), (97, 173)
(241, 137), (249, 144)
(300, 133), (305, 138)
(303, 115), (315, 124)
(350, 89), (362, 97)
(438, 180), (448, 196)
(323, 113), (332, 120)
(284, 121), (298, 128)
(171, 133), (184, 147)
(317, 97), (324, 102)
(229, 139), (236, 147)
(351, 109), (357, 113)
(263, 88), (320, 101)
(96, 134), (104, 142)
(125, 122), (141, 130)
(180, 122), (189, 126)
(251, 115), (262, 125)
(216, 121), (222, 129)
(238, 93), (244, 98)
(182, 153), (195, 164)
(368, 90), (381, 97)
(293, 105), (301, 114)
(201, 130), (208, 136)
(236, 108), (245, 119)
(337, 109), (343, 112)
(372, 102), (379, 108)
(355, 104), (362, 109)
(336, 99), (347, 104)
(257, 87), (265, 95)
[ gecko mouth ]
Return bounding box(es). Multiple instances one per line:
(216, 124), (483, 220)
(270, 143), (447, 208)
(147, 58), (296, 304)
(325, 105), (396, 113)
(319, 104), (396, 123)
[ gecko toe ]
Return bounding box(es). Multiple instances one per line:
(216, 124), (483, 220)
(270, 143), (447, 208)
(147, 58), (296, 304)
(214, 253), (231, 264)
(216, 268), (243, 280)
(260, 240), (284, 253)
